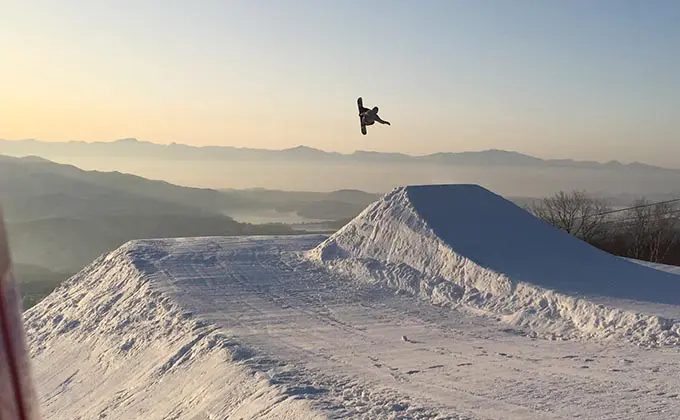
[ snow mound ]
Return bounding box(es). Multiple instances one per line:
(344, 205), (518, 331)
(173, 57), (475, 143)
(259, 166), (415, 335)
(23, 240), (323, 420)
(305, 184), (680, 346)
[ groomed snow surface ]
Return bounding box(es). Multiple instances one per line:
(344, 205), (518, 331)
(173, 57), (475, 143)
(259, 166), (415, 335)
(24, 184), (680, 419)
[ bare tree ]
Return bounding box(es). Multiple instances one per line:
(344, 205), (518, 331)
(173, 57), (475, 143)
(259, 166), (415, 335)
(623, 198), (679, 262)
(528, 190), (611, 244)
(626, 198), (650, 260)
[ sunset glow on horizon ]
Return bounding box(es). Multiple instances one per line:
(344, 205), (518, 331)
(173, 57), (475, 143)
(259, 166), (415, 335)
(2, 0), (679, 165)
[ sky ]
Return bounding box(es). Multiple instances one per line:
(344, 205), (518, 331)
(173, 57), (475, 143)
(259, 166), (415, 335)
(2, 0), (679, 166)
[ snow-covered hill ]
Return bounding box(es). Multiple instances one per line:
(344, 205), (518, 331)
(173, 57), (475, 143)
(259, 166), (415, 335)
(306, 184), (680, 346)
(24, 184), (680, 419)
(25, 237), (332, 420)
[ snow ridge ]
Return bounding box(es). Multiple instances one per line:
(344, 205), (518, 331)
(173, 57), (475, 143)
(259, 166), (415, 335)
(23, 240), (322, 420)
(305, 184), (680, 347)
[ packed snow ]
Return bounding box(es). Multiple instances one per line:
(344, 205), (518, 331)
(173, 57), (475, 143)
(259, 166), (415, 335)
(22, 184), (680, 419)
(306, 184), (680, 346)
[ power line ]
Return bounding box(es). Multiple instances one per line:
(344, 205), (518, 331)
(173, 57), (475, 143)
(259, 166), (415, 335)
(591, 197), (680, 218)
(525, 192), (680, 220)
(602, 208), (680, 227)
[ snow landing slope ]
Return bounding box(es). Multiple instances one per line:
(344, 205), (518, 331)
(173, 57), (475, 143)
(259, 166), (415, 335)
(305, 184), (680, 346)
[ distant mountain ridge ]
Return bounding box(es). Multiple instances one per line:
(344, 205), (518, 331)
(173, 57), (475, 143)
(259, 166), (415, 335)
(0, 154), (381, 273)
(0, 138), (675, 172)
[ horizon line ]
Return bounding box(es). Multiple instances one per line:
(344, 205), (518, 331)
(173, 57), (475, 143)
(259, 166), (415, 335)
(0, 136), (669, 169)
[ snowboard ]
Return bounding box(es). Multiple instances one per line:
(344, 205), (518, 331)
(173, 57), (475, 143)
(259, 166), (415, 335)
(357, 97), (367, 135)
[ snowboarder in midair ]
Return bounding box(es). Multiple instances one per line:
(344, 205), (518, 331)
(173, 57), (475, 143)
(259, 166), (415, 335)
(361, 106), (390, 126)
(357, 97), (390, 135)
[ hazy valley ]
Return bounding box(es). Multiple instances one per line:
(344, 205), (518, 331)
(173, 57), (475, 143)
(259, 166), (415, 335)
(5, 138), (680, 197)
(0, 153), (378, 308)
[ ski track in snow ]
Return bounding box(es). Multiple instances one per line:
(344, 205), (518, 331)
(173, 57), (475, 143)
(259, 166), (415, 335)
(24, 235), (680, 419)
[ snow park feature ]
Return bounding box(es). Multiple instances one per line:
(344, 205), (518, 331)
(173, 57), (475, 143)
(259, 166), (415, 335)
(306, 184), (680, 344)
(20, 184), (680, 419)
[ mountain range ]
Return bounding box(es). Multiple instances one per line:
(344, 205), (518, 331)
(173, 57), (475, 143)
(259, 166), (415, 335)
(0, 154), (378, 277)
(1, 137), (675, 172)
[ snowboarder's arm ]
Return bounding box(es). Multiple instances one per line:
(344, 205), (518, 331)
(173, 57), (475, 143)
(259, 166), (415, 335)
(375, 116), (390, 125)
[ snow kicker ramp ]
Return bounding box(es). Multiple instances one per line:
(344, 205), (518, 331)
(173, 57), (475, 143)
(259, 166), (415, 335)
(306, 184), (680, 345)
